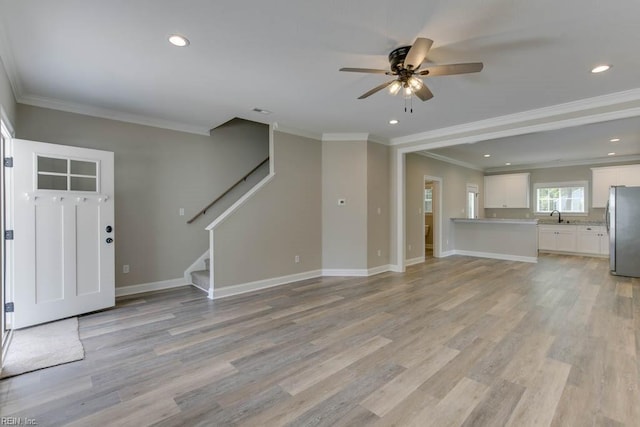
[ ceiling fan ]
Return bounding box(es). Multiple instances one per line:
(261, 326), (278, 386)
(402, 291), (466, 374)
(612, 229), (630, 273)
(340, 37), (483, 102)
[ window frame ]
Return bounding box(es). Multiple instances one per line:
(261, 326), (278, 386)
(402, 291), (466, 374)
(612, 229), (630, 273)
(533, 180), (589, 216)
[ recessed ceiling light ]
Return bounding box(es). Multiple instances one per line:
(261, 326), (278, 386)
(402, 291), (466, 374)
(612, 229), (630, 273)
(252, 107), (271, 114)
(610, 138), (620, 142)
(483, 154), (491, 158)
(608, 152), (616, 156)
(505, 162), (511, 166)
(389, 119), (399, 125)
(591, 64), (611, 73)
(168, 34), (190, 47)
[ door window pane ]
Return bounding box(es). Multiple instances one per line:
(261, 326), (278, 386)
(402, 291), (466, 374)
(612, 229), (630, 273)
(70, 177), (97, 192)
(38, 174), (68, 190)
(38, 156), (67, 174)
(70, 160), (97, 176)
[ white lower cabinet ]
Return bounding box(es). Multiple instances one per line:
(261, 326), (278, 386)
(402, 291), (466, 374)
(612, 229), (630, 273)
(538, 225), (576, 252)
(538, 224), (608, 256)
(576, 226), (609, 256)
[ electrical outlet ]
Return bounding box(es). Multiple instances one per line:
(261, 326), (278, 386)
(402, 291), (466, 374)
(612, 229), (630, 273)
(408, 244), (412, 251)
(179, 208), (185, 216)
(294, 255), (300, 263)
(377, 207), (381, 215)
(123, 264), (130, 274)
(377, 249), (381, 257)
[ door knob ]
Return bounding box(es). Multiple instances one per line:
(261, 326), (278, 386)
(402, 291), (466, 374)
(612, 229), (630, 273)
(106, 238), (113, 244)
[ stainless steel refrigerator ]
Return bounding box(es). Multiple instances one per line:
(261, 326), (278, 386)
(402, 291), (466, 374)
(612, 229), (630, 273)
(607, 186), (640, 277)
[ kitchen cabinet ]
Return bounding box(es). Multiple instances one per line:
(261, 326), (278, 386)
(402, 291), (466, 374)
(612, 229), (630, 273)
(576, 225), (609, 255)
(484, 173), (530, 208)
(538, 225), (577, 252)
(591, 164), (640, 207)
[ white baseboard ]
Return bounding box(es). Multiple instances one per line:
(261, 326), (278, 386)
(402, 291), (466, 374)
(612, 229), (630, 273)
(115, 278), (187, 297)
(440, 250), (457, 258)
(405, 256), (425, 266)
(212, 270), (323, 299)
(367, 264), (392, 276)
(389, 264), (404, 273)
(322, 269), (369, 277)
(453, 250), (538, 263)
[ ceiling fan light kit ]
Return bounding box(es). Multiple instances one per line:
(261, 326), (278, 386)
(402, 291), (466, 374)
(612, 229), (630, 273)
(340, 37), (483, 110)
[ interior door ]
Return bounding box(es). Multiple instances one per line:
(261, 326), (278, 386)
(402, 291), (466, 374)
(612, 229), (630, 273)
(12, 139), (114, 329)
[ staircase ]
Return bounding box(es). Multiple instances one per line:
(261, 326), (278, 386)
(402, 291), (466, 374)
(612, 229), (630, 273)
(190, 257), (210, 292)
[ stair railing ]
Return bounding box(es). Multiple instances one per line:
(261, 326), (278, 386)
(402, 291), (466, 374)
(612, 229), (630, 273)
(187, 157), (269, 224)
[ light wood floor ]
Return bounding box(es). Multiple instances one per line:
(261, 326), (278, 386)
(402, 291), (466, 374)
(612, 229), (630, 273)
(1, 254), (639, 426)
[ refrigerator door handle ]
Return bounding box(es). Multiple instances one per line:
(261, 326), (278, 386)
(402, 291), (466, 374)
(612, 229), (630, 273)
(605, 200), (610, 232)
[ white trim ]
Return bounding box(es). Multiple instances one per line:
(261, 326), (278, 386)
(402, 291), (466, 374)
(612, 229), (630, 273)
(389, 264), (403, 273)
(0, 108), (14, 137)
(322, 269), (369, 277)
(115, 278), (187, 297)
(366, 264), (392, 276)
(18, 94), (211, 136)
(417, 151), (483, 172)
(321, 133), (369, 142)
(212, 270), (323, 299)
(390, 89), (640, 146)
(183, 249), (210, 285)
(440, 250), (457, 258)
(453, 250), (538, 264)
(272, 123), (322, 141)
(206, 173), (274, 230)
(405, 256), (425, 266)
(485, 154), (640, 173)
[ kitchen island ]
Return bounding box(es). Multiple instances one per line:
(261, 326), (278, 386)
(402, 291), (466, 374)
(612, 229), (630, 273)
(451, 218), (539, 263)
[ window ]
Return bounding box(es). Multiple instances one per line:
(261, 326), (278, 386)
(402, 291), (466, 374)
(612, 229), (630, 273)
(534, 181), (587, 214)
(37, 156), (98, 192)
(424, 187), (433, 214)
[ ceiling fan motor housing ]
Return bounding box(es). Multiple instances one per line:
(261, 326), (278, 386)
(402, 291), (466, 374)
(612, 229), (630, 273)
(388, 46), (412, 72)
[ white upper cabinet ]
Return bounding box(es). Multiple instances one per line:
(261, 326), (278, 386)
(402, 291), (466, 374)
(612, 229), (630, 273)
(591, 164), (640, 208)
(484, 173), (530, 208)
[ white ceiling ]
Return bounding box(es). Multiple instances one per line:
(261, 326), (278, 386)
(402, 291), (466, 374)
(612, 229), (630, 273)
(1, 0), (640, 166)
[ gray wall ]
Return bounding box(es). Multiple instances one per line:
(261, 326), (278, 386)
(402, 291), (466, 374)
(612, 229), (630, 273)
(213, 131), (322, 287)
(485, 161), (640, 222)
(0, 56), (16, 126)
(406, 153), (484, 259)
(16, 105), (269, 287)
(322, 140), (368, 270)
(367, 141), (390, 269)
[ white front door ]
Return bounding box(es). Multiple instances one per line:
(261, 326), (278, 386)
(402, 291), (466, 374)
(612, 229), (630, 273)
(11, 139), (114, 329)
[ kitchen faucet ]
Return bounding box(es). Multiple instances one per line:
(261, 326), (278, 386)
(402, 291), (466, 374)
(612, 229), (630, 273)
(550, 210), (563, 223)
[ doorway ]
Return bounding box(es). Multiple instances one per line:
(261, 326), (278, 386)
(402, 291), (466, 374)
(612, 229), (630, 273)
(423, 175), (442, 259)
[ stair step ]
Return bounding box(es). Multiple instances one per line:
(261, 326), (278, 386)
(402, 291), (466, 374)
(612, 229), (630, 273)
(191, 269), (209, 291)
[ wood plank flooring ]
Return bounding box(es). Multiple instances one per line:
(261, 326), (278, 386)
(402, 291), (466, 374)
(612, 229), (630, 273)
(1, 254), (639, 426)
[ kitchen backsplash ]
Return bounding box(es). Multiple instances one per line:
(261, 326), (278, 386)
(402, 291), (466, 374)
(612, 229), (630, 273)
(484, 207), (607, 223)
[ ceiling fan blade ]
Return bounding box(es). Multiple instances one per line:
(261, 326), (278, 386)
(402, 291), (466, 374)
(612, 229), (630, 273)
(339, 67), (390, 74)
(358, 80), (397, 99)
(419, 62), (484, 76)
(414, 84), (434, 101)
(404, 37), (433, 70)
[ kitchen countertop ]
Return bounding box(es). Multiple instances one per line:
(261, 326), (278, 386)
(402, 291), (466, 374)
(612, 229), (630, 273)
(537, 220), (606, 226)
(450, 218), (538, 225)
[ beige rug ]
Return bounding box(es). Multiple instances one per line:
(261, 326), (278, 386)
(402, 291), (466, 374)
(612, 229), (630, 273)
(1, 317), (85, 379)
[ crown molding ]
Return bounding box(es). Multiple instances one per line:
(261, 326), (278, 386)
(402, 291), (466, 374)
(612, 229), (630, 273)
(366, 134), (390, 145)
(415, 151), (484, 172)
(390, 89), (640, 147)
(272, 122), (322, 141)
(321, 132), (369, 142)
(18, 94), (211, 136)
(485, 154), (640, 173)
